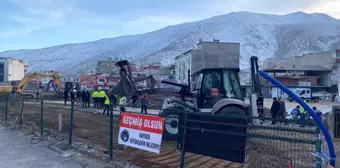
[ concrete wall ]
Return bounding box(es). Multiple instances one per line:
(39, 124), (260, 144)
(194, 42), (239, 73)
(175, 50), (193, 84)
(175, 41), (240, 84)
(263, 50), (334, 70)
(275, 76), (318, 86)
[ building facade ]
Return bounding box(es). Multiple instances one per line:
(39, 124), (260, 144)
(263, 49), (340, 85)
(261, 49), (340, 98)
(0, 57), (25, 83)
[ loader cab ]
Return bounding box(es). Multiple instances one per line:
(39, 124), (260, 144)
(192, 68), (243, 108)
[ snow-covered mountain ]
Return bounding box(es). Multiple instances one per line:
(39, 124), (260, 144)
(1, 11), (340, 74)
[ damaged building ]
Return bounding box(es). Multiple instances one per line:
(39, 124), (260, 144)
(261, 49), (340, 98)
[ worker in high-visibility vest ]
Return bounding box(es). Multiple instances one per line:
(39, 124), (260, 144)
(299, 102), (308, 127)
(92, 90), (99, 108)
(98, 89), (106, 108)
(119, 96), (127, 113)
(102, 94), (110, 115)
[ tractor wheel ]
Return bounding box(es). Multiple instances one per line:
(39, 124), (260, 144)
(217, 106), (246, 117)
(217, 106), (248, 126)
(159, 107), (183, 141)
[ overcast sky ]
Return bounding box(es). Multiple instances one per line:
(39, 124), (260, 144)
(0, 0), (339, 52)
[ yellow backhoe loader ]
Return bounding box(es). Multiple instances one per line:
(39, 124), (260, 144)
(0, 72), (63, 99)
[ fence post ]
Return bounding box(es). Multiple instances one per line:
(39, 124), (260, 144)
(19, 96), (24, 126)
(58, 113), (62, 132)
(316, 127), (322, 168)
(5, 95), (8, 121)
(69, 100), (74, 145)
(180, 112), (188, 168)
(109, 102), (114, 160)
(40, 98), (44, 136)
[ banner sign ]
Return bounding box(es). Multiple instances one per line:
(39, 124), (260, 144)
(118, 112), (165, 154)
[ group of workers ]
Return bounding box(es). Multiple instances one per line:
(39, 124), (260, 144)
(64, 88), (149, 115)
(271, 97), (323, 127)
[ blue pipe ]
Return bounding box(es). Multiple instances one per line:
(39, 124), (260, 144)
(259, 71), (336, 167)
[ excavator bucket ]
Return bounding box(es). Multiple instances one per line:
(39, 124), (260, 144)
(112, 59), (158, 97)
(112, 60), (138, 97)
(113, 79), (135, 97)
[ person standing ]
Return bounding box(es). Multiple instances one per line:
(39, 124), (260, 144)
(110, 94), (117, 108)
(270, 97), (281, 125)
(64, 90), (69, 105)
(131, 94), (138, 108)
(11, 88), (16, 105)
(82, 90), (87, 107)
(119, 96), (127, 113)
(299, 106), (308, 127)
(313, 107), (322, 120)
(91, 90), (99, 108)
(36, 89), (40, 102)
(140, 94), (149, 114)
(70, 89), (76, 102)
(102, 94), (111, 116)
(278, 97), (288, 125)
(76, 90), (82, 105)
(86, 90), (91, 108)
(98, 89), (106, 108)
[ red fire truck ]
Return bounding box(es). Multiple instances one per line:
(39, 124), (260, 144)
(80, 75), (109, 90)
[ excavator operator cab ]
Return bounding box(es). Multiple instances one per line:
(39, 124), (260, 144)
(192, 68), (243, 108)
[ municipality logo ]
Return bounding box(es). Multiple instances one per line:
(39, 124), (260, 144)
(120, 129), (129, 142)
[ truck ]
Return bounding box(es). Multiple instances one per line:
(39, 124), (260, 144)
(288, 87), (323, 102)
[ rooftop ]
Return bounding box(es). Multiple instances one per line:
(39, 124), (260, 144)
(262, 65), (331, 71)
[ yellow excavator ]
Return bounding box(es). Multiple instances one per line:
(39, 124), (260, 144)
(0, 72), (63, 98)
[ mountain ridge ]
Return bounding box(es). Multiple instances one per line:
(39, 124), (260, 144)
(1, 11), (339, 74)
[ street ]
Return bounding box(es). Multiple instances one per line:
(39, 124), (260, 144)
(0, 126), (83, 168)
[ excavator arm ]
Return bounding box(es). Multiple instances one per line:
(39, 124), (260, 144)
(250, 56), (264, 117)
(17, 72), (63, 94)
(112, 60), (156, 97)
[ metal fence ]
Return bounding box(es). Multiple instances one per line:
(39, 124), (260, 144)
(177, 112), (321, 168)
(0, 96), (322, 168)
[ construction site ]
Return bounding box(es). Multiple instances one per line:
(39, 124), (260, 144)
(0, 40), (339, 168)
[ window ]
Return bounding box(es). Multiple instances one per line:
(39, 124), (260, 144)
(336, 52), (340, 58)
(194, 73), (203, 91)
(202, 72), (222, 97)
(223, 70), (243, 100)
(306, 90), (310, 94)
(300, 90), (305, 95)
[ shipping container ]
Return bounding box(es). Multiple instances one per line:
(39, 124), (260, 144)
(175, 41), (240, 84)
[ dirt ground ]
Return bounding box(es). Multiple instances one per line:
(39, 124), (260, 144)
(0, 100), (243, 168)
(0, 98), (338, 168)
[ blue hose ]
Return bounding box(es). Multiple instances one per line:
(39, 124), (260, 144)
(259, 71), (336, 167)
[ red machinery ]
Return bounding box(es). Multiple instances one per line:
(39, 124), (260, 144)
(80, 75), (109, 90)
